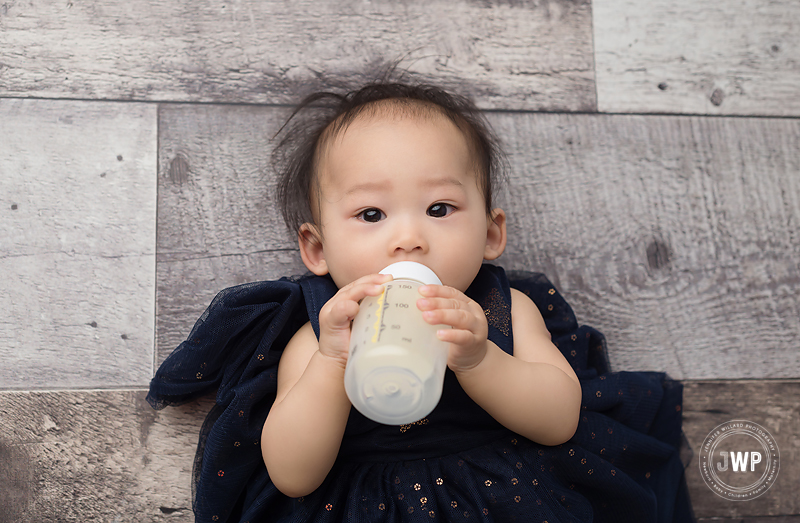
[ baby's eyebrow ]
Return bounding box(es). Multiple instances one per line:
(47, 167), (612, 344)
(344, 181), (387, 196)
(343, 176), (464, 196)
(424, 176), (464, 189)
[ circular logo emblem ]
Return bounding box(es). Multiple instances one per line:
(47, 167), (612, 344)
(699, 420), (779, 500)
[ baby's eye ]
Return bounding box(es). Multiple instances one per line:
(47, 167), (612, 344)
(427, 203), (454, 218)
(357, 208), (385, 223)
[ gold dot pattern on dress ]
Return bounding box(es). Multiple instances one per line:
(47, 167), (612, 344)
(451, 501), (458, 508)
(420, 497), (427, 505)
(481, 288), (510, 336)
(548, 288), (556, 295)
(196, 372), (203, 379)
(511, 478), (519, 485)
(436, 478), (443, 485)
(547, 304), (554, 311)
(429, 510), (435, 518)
(257, 354), (264, 361)
(378, 503), (385, 511)
(400, 417), (429, 433)
(484, 480), (492, 487)
(413, 483), (421, 491)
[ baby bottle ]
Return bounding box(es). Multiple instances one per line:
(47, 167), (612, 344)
(344, 261), (449, 425)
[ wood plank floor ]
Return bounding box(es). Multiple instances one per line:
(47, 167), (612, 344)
(0, 99), (157, 389)
(593, 0), (800, 116)
(1, 0), (798, 519)
(0, 0), (595, 110)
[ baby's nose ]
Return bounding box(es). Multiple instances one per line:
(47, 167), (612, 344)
(391, 224), (428, 254)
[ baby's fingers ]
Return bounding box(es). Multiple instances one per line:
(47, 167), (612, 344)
(421, 307), (479, 332)
(339, 273), (393, 302)
(322, 274), (392, 326)
(436, 327), (478, 346)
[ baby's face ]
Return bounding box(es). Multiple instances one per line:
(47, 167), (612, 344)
(301, 112), (505, 292)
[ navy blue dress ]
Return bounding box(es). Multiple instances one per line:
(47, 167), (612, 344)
(148, 264), (695, 522)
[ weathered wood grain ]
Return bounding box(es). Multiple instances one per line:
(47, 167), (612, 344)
(0, 0), (595, 111)
(0, 390), (209, 523)
(1, 381), (797, 521)
(156, 104), (306, 363)
(494, 113), (800, 380)
(157, 107), (800, 380)
(0, 99), (157, 389)
(593, 0), (800, 116)
(683, 380), (800, 519)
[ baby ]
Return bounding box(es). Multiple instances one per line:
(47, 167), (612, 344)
(261, 83), (582, 498)
(148, 79), (694, 523)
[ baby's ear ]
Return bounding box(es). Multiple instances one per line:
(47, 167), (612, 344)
(484, 208), (507, 261)
(298, 223), (329, 275)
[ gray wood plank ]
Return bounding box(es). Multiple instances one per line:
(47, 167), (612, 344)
(1, 381), (797, 521)
(157, 107), (800, 380)
(0, 390), (206, 522)
(0, 99), (157, 389)
(156, 104), (306, 363)
(0, 0), (595, 111)
(683, 380), (800, 519)
(494, 113), (800, 379)
(593, 0), (800, 116)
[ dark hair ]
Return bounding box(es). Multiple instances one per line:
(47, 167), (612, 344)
(273, 81), (507, 234)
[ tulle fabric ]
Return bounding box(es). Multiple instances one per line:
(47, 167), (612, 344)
(148, 265), (695, 522)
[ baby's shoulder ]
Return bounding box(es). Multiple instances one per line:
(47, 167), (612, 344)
(284, 321), (319, 358)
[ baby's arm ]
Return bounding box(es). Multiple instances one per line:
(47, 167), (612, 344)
(418, 286), (581, 445)
(261, 274), (391, 497)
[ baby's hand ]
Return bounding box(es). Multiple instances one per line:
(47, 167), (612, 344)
(417, 285), (489, 373)
(317, 273), (393, 369)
